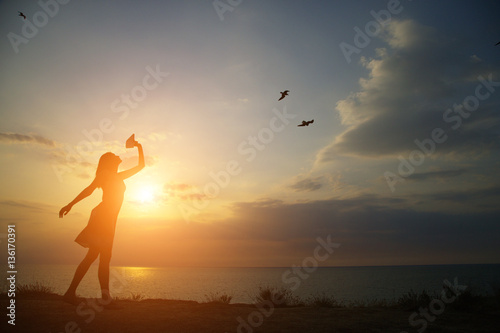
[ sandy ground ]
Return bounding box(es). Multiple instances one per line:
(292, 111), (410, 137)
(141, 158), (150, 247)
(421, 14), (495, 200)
(1, 295), (499, 333)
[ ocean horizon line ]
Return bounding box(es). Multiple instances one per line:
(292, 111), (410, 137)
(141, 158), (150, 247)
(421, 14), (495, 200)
(21, 262), (500, 270)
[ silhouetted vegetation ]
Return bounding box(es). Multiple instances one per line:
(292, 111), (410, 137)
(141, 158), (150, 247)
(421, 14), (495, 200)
(203, 291), (233, 304)
(17, 282), (55, 297)
(397, 289), (436, 311)
(125, 292), (145, 301)
(254, 286), (302, 307)
(306, 293), (343, 308)
(3, 281), (500, 313)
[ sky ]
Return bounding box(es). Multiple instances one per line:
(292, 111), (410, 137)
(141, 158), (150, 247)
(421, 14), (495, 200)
(1, 0), (500, 268)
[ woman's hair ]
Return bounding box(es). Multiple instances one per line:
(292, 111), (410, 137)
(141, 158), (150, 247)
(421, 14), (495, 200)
(95, 152), (119, 188)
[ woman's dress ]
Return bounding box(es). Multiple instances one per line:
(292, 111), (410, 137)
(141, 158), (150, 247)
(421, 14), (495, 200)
(75, 175), (125, 251)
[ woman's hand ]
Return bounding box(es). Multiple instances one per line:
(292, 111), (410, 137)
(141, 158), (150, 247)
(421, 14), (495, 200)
(59, 204), (73, 218)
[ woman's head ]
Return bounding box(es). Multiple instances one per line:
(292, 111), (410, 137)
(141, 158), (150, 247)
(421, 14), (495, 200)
(95, 152), (122, 183)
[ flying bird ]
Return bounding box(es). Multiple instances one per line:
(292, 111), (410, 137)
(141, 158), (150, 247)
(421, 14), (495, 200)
(496, 41), (500, 46)
(278, 90), (289, 101)
(297, 119), (314, 127)
(18, 11), (26, 19)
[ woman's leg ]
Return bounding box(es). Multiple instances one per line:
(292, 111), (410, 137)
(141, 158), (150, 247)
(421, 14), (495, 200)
(65, 248), (100, 299)
(98, 247), (112, 301)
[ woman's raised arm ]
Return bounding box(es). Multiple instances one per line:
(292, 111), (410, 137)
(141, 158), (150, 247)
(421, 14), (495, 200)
(118, 143), (145, 180)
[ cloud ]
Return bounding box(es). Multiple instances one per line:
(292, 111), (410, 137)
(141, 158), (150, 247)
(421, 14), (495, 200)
(163, 182), (210, 201)
(318, 19), (500, 162)
(164, 183), (195, 192)
(0, 132), (155, 181)
(427, 185), (500, 205)
(220, 192), (500, 265)
(406, 169), (466, 182)
(0, 132), (95, 180)
(0, 199), (56, 215)
(289, 176), (323, 192)
(0, 132), (56, 147)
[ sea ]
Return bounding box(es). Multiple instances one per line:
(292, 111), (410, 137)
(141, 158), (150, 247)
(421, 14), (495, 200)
(8, 264), (500, 304)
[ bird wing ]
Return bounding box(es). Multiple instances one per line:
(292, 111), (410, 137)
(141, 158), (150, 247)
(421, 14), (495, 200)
(496, 41), (500, 46)
(278, 90), (289, 100)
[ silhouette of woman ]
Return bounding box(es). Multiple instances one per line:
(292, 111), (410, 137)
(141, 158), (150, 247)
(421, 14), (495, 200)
(59, 138), (144, 305)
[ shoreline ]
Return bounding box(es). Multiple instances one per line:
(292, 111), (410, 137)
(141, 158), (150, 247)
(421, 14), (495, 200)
(15, 263), (500, 304)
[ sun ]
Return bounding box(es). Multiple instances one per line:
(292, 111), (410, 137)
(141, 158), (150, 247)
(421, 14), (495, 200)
(136, 186), (156, 204)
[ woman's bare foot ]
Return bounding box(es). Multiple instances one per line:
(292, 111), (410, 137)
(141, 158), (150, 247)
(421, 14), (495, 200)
(100, 292), (121, 309)
(63, 292), (83, 305)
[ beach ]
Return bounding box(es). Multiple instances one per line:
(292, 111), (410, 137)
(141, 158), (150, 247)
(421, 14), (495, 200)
(2, 294), (499, 333)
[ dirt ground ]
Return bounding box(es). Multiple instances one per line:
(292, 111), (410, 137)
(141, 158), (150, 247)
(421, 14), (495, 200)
(1, 295), (499, 333)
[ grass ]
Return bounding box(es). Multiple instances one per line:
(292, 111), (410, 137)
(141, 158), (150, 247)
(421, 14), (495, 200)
(0, 282), (57, 299)
(122, 292), (145, 301)
(306, 293), (343, 308)
(396, 289), (436, 311)
(254, 285), (303, 307)
(348, 297), (394, 308)
(203, 291), (233, 304)
(4, 281), (500, 313)
(16, 282), (56, 297)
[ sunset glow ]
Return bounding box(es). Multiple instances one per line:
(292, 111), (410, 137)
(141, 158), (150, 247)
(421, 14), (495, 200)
(136, 186), (156, 204)
(1, 1), (500, 269)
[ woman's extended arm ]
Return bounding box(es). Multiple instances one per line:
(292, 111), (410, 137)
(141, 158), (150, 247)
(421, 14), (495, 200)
(118, 143), (145, 180)
(59, 180), (98, 218)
